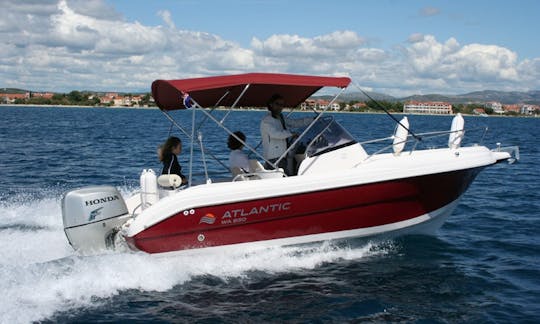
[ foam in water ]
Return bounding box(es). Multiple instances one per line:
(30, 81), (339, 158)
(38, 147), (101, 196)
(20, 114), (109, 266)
(0, 192), (393, 324)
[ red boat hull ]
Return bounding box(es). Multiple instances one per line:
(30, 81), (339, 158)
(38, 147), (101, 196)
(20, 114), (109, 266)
(126, 168), (482, 253)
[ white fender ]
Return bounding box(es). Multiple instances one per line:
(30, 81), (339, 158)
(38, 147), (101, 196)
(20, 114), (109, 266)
(140, 169), (158, 210)
(393, 117), (409, 155)
(157, 174), (182, 188)
(448, 113), (465, 149)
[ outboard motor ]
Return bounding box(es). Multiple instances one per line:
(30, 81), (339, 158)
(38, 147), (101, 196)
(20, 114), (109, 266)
(62, 186), (130, 253)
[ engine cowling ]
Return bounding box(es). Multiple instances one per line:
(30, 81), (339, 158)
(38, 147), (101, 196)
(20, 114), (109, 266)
(62, 185), (130, 253)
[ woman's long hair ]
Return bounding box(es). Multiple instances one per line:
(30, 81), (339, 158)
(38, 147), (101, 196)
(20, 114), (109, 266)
(160, 136), (181, 162)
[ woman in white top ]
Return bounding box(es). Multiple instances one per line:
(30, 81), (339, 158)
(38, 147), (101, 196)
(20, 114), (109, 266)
(228, 131), (250, 174)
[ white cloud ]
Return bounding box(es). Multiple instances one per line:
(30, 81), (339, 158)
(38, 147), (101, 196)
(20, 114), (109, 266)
(251, 30), (364, 58)
(401, 34), (522, 93)
(0, 0), (256, 91)
(0, 1), (538, 96)
(517, 58), (540, 82)
(314, 30), (365, 49)
(67, 0), (121, 20)
(452, 44), (518, 80)
(157, 10), (175, 29)
(405, 34), (460, 74)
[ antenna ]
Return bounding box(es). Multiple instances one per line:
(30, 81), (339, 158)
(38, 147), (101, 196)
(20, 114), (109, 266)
(353, 82), (421, 141)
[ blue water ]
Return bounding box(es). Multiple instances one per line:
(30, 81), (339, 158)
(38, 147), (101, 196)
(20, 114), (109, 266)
(0, 106), (539, 323)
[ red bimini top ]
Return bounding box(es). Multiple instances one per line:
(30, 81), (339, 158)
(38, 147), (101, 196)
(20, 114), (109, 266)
(151, 73), (351, 110)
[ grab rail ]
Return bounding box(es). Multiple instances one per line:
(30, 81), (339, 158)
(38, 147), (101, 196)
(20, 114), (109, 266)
(358, 126), (489, 163)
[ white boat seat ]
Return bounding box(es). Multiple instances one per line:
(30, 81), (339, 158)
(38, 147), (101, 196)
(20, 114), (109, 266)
(231, 167), (244, 176)
(249, 159), (264, 172)
(232, 160), (286, 181)
(157, 174), (183, 188)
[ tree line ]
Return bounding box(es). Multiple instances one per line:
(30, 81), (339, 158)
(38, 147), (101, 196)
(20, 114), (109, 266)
(9, 91), (154, 107)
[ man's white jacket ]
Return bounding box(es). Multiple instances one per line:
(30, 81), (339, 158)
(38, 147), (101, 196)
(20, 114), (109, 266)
(260, 112), (312, 160)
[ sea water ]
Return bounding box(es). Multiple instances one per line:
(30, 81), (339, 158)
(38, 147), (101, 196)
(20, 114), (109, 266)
(0, 106), (538, 322)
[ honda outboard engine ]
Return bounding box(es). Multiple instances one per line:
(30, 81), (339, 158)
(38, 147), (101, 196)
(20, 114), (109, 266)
(62, 186), (130, 253)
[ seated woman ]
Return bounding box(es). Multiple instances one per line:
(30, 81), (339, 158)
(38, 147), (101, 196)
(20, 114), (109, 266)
(160, 136), (188, 185)
(227, 131), (250, 175)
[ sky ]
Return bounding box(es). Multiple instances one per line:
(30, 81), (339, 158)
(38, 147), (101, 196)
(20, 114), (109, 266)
(1, 0), (539, 97)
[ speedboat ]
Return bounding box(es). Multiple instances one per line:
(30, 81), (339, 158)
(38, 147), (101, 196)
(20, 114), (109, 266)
(61, 73), (519, 254)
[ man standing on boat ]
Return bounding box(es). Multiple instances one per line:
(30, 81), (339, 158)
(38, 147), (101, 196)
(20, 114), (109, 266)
(260, 94), (313, 175)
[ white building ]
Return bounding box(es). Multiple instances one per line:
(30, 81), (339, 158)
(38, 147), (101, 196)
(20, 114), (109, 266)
(403, 101), (453, 115)
(330, 102), (340, 111)
(521, 104), (540, 115)
(486, 101), (504, 114)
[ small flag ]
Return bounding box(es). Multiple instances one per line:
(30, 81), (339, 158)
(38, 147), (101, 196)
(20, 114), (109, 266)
(182, 93), (192, 108)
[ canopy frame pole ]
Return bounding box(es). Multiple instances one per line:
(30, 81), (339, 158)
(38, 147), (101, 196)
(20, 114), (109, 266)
(195, 90), (231, 133)
(188, 96), (274, 168)
(160, 109), (230, 172)
(219, 84), (251, 124)
(197, 131), (210, 183)
(274, 87), (347, 167)
(188, 104), (196, 187)
(161, 109), (191, 138)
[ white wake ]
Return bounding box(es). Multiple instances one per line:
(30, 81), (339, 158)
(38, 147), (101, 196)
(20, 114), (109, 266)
(0, 191), (393, 323)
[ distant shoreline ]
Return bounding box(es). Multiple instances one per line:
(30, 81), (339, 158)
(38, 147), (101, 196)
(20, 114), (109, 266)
(0, 103), (159, 110)
(1, 103), (536, 117)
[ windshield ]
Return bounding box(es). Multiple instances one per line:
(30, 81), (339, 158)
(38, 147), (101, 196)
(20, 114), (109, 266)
(294, 116), (357, 157)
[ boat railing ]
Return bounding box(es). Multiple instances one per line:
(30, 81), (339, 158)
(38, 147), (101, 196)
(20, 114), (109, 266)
(491, 144), (520, 164)
(359, 126), (490, 162)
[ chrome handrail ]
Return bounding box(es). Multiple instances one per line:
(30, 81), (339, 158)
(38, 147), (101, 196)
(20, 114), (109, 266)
(359, 126), (489, 162)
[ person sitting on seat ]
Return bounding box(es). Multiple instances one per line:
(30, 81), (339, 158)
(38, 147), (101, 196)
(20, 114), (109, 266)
(160, 136), (188, 185)
(228, 131), (250, 175)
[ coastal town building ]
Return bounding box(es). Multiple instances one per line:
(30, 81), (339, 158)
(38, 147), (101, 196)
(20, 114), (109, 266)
(301, 99), (339, 111)
(99, 93), (116, 104)
(503, 104), (520, 114)
(32, 92), (54, 99)
(485, 101), (504, 114)
(1, 92), (30, 104)
(351, 102), (367, 110)
(301, 99), (316, 110)
(473, 108), (487, 116)
(403, 101), (453, 114)
(97, 93), (143, 106)
(521, 104), (540, 115)
(342, 102), (367, 111)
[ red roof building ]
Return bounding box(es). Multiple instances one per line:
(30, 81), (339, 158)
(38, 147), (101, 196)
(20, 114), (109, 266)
(503, 104), (520, 113)
(32, 92), (54, 99)
(1, 92), (30, 103)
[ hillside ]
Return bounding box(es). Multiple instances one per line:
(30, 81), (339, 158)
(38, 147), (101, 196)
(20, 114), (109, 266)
(0, 88), (29, 94)
(315, 91), (396, 102)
